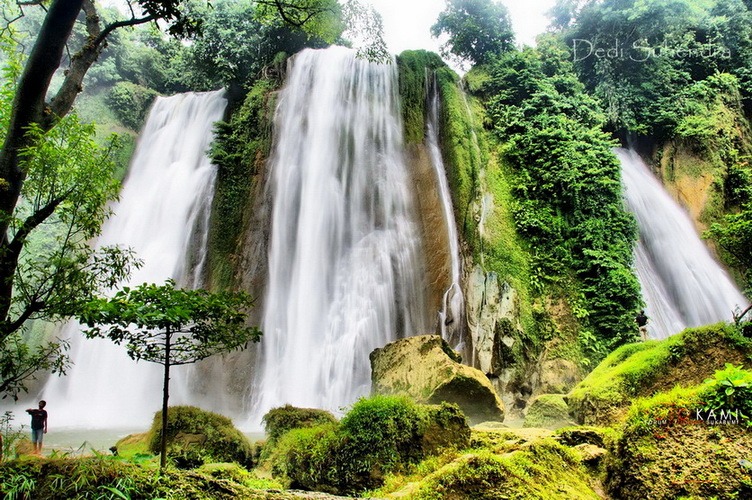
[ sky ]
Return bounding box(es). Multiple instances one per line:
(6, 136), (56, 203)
(365, 0), (558, 55)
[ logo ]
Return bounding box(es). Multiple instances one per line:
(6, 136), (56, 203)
(571, 39), (731, 63)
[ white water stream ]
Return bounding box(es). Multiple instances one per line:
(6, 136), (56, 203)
(250, 47), (429, 424)
(618, 148), (749, 339)
(426, 75), (464, 347)
(41, 90), (227, 428)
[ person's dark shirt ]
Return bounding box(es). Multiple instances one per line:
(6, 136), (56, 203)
(636, 313), (648, 327)
(27, 409), (47, 430)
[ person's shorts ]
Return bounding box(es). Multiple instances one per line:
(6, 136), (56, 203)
(31, 428), (44, 444)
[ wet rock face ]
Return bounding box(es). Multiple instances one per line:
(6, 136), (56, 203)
(465, 266), (522, 375)
(370, 335), (505, 424)
(465, 265), (527, 409)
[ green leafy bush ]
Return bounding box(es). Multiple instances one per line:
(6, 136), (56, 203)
(106, 81), (158, 130)
(700, 363), (752, 426)
(147, 406), (253, 468)
(266, 395), (470, 495)
(262, 404), (337, 446)
(480, 39), (641, 353)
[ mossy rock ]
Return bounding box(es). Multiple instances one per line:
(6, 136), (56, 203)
(523, 394), (575, 429)
(262, 404), (337, 446)
(394, 440), (600, 499)
(554, 426), (615, 449)
(0, 456), (264, 499)
(370, 335), (505, 423)
(607, 386), (752, 499)
(567, 324), (751, 425)
(148, 406), (253, 468)
(266, 395), (471, 495)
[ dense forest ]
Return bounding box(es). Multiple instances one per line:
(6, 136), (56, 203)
(0, 0), (751, 498)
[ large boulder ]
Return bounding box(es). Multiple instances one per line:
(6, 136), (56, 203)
(370, 335), (505, 423)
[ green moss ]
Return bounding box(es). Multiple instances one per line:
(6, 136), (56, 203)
(113, 432), (152, 461)
(523, 394), (574, 429)
(396, 50), (446, 144)
(436, 66), (484, 241)
(261, 405), (337, 447)
(568, 323), (752, 425)
(0, 456), (263, 499)
(405, 440), (599, 499)
(608, 380), (752, 499)
(264, 396), (471, 495)
(207, 77), (277, 289)
(148, 406), (254, 468)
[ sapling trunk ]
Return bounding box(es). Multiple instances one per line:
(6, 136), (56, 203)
(160, 327), (171, 470)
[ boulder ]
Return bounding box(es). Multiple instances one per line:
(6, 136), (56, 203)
(539, 358), (580, 394)
(370, 335), (505, 423)
(523, 394), (575, 429)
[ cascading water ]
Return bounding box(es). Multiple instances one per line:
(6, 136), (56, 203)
(426, 75), (464, 347)
(617, 148), (749, 339)
(250, 47), (429, 424)
(42, 90), (227, 428)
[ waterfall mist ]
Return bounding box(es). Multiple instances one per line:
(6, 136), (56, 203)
(617, 148), (749, 339)
(42, 90), (227, 428)
(249, 47), (430, 424)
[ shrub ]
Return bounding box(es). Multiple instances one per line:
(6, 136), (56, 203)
(147, 406), (253, 468)
(262, 404), (337, 446)
(107, 81), (158, 130)
(700, 364), (752, 427)
(266, 395), (470, 495)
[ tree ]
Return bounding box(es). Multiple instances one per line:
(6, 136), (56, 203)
(430, 0), (515, 66)
(78, 280), (261, 469)
(0, 0), (338, 398)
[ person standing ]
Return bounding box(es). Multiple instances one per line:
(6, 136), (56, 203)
(635, 310), (649, 341)
(26, 400), (47, 455)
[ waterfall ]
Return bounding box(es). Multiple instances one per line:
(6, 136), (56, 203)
(426, 75), (464, 348)
(42, 90), (227, 428)
(250, 47), (429, 424)
(617, 148), (749, 339)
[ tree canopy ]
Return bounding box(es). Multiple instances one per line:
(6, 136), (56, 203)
(78, 279), (261, 468)
(431, 0), (515, 66)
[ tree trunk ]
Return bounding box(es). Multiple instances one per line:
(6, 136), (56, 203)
(0, 0), (84, 327)
(160, 327), (172, 470)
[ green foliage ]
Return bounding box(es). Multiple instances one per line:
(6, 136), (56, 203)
(147, 406), (254, 468)
(558, 0), (752, 137)
(266, 395), (470, 495)
(254, 0), (344, 44)
(0, 411), (25, 461)
(708, 204), (752, 294)
(396, 50), (447, 144)
(430, 0), (515, 66)
(435, 65), (484, 239)
(700, 363), (752, 426)
(262, 404), (337, 447)
(177, 0), (328, 90)
(78, 279), (260, 365)
(623, 385), (703, 436)
(0, 456), (263, 499)
(2, 63), (137, 396)
(339, 0), (390, 62)
(568, 323), (751, 425)
(106, 82), (158, 130)
(480, 39), (641, 351)
(207, 78), (277, 288)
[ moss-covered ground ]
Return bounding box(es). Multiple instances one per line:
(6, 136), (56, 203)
(568, 323), (752, 425)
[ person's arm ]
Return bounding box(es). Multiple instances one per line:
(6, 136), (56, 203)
(43, 413), (48, 433)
